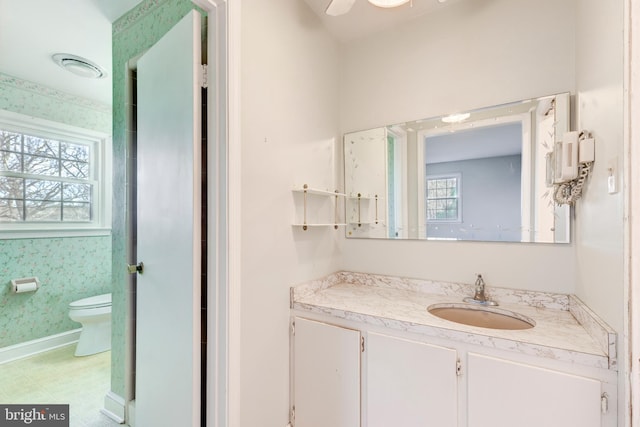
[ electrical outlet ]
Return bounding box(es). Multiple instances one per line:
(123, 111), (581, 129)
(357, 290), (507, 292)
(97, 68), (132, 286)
(607, 157), (618, 194)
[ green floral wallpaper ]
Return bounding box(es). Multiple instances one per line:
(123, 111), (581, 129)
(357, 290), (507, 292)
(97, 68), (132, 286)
(0, 69), (113, 350)
(0, 0), (200, 409)
(0, 237), (111, 347)
(110, 0), (198, 398)
(0, 72), (111, 134)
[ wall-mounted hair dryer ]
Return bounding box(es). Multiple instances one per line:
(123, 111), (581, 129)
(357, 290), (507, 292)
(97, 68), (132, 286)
(546, 131), (595, 205)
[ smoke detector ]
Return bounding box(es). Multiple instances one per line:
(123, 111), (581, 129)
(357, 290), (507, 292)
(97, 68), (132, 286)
(52, 53), (107, 79)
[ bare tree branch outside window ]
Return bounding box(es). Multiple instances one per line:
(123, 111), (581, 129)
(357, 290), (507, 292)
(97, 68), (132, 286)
(0, 129), (93, 223)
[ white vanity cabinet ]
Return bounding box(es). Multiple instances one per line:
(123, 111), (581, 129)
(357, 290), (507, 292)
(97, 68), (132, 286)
(467, 353), (603, 427)
(291, 314), (616, 427)
(365, 332), (458, 427)
(291, 318), (459, 427)
(292, 317), (361, 427)
(291, 274), (618, 427)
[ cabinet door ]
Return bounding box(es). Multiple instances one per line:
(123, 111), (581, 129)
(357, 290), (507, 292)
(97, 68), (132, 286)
(467, 353), (601, 427)
(293, 317), (361, 427)
(366, 333), (458, 427)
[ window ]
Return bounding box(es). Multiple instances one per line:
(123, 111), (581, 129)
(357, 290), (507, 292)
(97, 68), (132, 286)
(0, 111), (111, 237)
(426, 174), (461, 222)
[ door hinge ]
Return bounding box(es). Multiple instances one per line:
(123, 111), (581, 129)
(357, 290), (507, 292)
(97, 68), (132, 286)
(200, 64), (208, 88)
(361, 336), (365, 353)
(456, 358), (463, 376)
(601, 392), (609, 414)
(290, 319), (295, 336)
(289, 405), (295, 426)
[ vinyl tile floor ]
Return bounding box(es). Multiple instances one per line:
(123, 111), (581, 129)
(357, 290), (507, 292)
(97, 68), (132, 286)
(0, 345), (122, 427)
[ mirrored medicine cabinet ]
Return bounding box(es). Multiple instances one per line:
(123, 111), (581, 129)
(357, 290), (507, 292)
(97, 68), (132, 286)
(343, 92), (571, 244)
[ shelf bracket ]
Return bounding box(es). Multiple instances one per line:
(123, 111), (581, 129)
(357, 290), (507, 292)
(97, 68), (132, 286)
(334, 190), (340, 229)
(375, 194), (379, 224)
(302, 184), (308, 231)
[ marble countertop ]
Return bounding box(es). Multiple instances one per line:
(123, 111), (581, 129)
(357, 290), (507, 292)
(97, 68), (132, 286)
(291, 271), (617, 371)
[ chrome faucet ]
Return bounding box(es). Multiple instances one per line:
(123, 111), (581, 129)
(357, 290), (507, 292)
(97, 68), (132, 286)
(463, 274), (498, 306)
(473, 274), (487, 301)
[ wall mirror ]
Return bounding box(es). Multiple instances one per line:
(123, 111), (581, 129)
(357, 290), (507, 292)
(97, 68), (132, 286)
(344, 92), (571, 244)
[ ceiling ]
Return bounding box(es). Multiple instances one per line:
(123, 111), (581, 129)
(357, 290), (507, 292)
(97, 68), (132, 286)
(0, 0), (459, 107)
(0, 0), (142, 106)
(425, 123), (523, 164)
(301, 0), (465, 42)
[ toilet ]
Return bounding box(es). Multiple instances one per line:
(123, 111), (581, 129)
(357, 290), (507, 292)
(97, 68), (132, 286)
(68, 293), (112, 357)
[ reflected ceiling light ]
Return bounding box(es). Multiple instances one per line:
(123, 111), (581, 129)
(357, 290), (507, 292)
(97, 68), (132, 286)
(368, 0), (411, 8)
(441, 113), (471, 123)
(52, 53), (107, 79)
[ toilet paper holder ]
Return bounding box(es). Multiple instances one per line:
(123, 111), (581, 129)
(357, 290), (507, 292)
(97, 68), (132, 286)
(10, 277), (41, 293)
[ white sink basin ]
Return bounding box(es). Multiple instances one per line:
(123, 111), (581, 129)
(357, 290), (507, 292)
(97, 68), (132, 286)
(427, 303), (535, 330)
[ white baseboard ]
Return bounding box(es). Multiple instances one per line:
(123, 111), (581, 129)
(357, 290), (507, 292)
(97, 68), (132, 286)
(102, 391), (126, 424)
(127, 400), (135, 427)
(0, 329), (81, 364)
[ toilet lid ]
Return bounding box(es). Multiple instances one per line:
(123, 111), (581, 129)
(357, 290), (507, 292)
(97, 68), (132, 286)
(69, 293), (112, 309)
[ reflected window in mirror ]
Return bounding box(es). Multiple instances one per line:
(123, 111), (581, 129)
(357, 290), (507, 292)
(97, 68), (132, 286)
(425, 174), (461, 223)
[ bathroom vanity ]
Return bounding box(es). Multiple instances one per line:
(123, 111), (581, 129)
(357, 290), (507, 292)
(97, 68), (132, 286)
(289, 272), (617, 427)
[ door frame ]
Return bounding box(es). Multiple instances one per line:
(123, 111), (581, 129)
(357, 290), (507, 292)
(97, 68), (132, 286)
(122, 1), (237, 426)
(224, 1), (241, 426)
(188, 1), (239, 427)
(183, 2), (238, 427)
(626, 0), (639, 426)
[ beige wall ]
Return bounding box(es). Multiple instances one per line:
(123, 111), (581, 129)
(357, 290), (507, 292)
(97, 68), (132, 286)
(336, 0), (625, 420)
(573, 0), (625, 420)
(574, 0), (625, 344)
(338, 0), (579, 294)
(240, 0), (341, 425)
(238, 0), (626, 425)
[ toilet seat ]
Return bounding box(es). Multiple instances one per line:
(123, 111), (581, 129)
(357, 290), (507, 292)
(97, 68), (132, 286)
(69, 293), (112, 310)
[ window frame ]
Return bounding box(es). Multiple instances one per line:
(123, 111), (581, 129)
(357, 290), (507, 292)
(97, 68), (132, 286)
(425, 173), (462, 223)
(0, 109), (111, 238)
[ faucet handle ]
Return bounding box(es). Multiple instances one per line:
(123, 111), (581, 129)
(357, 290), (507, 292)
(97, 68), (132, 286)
(463, 273), (498, 306)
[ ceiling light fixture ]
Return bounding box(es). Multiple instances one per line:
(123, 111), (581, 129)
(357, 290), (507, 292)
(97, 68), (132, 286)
(52, 53), (107, 79)
(367, 0), (411, 8)
(441, 113), (471, 123)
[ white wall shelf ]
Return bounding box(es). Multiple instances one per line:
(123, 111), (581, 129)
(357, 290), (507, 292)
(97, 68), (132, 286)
(293, 184), (346, 230)
(347, 193), (377, 200)
(294, 187), (346, 198)
(292, 223), (348, 228)
(346, 192), (381, 227)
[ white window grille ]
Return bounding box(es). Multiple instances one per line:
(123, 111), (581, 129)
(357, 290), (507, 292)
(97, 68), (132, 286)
(426, 174), (461, 222)
(0, 110), (111, 237)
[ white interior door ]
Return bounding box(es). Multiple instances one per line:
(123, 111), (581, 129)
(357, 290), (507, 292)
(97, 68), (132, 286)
(136, 10), (202, 427)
